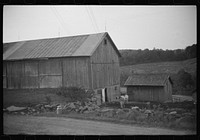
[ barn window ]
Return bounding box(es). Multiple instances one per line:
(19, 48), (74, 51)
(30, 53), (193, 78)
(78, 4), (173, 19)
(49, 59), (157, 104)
(104, 39), (107, 45)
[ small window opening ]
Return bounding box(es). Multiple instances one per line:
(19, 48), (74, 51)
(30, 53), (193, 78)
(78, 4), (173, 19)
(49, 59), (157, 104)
(104, 39), (107, 45)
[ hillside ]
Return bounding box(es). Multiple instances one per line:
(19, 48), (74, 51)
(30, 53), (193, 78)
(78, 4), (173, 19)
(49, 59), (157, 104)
(120, 58), (196, 75)
(120, 58), (196, 95)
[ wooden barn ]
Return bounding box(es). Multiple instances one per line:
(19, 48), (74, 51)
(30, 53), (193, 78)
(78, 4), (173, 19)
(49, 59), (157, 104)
(124, 74), (173, 103)
(3, 32), (121, 103)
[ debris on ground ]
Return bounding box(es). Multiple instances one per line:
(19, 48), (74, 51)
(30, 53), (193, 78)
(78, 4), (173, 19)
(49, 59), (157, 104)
(4, 100), (196, 130)
(131, 106), (140, 111)
(6, 106), (27, 112)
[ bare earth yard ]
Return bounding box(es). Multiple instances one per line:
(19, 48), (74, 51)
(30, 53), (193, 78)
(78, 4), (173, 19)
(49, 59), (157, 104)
(3, 114), (195, 135)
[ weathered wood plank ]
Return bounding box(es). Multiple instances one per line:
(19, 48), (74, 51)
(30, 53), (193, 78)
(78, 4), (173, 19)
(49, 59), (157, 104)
(63, 57), (90, 88)
(6, 61), (24, 89)
(25, 61), (38, 76)
(39, 59), (61, 75)
(40, 75), (62, 88)
(22, 76), (38, 88)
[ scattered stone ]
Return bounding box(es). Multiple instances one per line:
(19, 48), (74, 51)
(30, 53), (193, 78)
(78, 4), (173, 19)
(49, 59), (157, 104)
(144, 110), (152, 114)
(45, 105), (51, 108)
(122, 108), (130, 113)
(136, 113), (147, 122)
(68, 103), (76, 109)
(182, 112), (193, 116)
(101, 109), (115, 118)
(169, 111), (177, 115)
(6, 106), (27, 112)
(127, 109), (140, 121)
(20, 112), (25, 115)
(83, 111), (91, 114)
(131, 106), (140, 111)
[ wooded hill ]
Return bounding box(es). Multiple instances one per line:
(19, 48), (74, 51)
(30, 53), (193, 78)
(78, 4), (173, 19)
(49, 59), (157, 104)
(119, 44), (196, 66)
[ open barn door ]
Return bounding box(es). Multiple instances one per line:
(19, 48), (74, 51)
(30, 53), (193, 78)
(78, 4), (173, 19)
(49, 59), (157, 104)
(102, 88), (108, 103)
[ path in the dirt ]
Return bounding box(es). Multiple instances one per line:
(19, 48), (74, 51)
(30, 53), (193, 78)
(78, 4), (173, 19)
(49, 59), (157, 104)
(3, 114), (195, 135)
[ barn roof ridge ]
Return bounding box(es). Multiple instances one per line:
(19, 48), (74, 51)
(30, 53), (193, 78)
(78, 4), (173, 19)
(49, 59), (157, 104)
(3, 32), (108, 44)
(3, 32), (121, 60)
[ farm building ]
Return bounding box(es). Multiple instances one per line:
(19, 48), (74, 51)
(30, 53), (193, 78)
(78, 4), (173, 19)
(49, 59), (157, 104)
(3, 32), (121, 103)
(124, 74), (173, 103)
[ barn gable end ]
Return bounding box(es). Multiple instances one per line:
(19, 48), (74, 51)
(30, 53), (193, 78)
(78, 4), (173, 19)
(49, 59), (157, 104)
(90, 34), (120, 89)
(90, 34), (121, 102)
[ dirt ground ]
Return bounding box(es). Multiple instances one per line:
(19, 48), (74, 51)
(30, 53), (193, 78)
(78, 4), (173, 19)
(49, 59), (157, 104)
(3, 114), (195, 135)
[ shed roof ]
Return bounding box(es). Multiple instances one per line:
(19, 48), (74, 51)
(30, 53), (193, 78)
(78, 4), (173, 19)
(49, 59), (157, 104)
(124, 74), (172, 86)
(3, 32), (121, 60)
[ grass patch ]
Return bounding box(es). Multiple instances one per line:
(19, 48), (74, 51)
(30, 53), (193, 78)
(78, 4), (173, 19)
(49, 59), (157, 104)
(3, 88), (68, 108)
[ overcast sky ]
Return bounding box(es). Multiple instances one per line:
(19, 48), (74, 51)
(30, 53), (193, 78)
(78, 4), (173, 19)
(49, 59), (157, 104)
(3, 5), (196, 50)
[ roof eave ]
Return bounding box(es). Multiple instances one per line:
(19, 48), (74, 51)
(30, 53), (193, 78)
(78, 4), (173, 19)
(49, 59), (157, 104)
(125, 85), (165, 87)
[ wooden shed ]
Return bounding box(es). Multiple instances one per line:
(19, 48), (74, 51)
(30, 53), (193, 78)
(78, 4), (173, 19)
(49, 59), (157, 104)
(3, 32), (121, 103)
(124, 74), (173, 103)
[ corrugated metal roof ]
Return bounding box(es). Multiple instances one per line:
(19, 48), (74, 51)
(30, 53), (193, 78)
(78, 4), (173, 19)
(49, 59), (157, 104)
(3, 32), (121, 60)
(124, 74), (171, 86)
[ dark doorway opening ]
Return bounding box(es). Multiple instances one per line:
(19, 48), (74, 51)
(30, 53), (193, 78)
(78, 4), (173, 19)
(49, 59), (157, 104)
(105, 88), (108, 102)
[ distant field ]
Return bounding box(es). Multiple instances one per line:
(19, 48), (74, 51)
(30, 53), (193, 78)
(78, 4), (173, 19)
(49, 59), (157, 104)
(120, 58), (196, 75)
(172, 95), (194, 102)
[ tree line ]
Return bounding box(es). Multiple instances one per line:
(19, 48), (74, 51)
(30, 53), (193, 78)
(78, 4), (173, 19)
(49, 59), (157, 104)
(119, 44), (197, 66)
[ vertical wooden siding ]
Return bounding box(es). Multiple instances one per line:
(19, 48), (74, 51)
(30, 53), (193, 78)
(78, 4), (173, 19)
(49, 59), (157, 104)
(23, 61), (38, 88)
(127, 86), (165, 102)
(62, 57), (90, 89)
(5, 57), (91, 89)
(164, 79), (172, 101)
(7, 61), (24, 89)
(91, 36), (120, 89)
(39, 59), (62, 88)
(3, 62), (7, 88)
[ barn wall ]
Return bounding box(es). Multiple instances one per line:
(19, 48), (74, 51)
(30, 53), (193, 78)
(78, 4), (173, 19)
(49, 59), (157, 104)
(62, 57), (90, 89)
(5, 57), (92, 89)
(127, 86), (165, 102)
(91, 35), (120, 89)
(5, 59), (63, 89)
(3, 62), (7, 88)
(93, 84), (120, 105)
(107, 85), (120, 101)
(23, 61), (39, 88)
(6, 61), (24, 89)
(39, 59), (62, 88)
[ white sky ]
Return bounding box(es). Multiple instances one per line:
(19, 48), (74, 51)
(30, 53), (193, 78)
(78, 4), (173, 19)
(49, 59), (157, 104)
(3, 5), (196, 50)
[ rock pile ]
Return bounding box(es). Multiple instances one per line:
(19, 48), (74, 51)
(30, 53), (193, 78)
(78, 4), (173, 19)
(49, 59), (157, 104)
(4, 97), (100, 115)
(61, 100), (100, 114)
(4, 103), (59, 115)
(95, 105), (196, 129)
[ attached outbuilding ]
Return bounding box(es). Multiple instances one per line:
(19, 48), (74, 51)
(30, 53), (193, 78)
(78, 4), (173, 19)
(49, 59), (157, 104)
(3, 32), (121, 103)
(124, 74), (173, 103)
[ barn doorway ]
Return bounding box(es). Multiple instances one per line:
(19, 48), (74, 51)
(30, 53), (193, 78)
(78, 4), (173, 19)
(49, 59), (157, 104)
(105, 88), (108, 102)
(102, 88), (108, 103)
